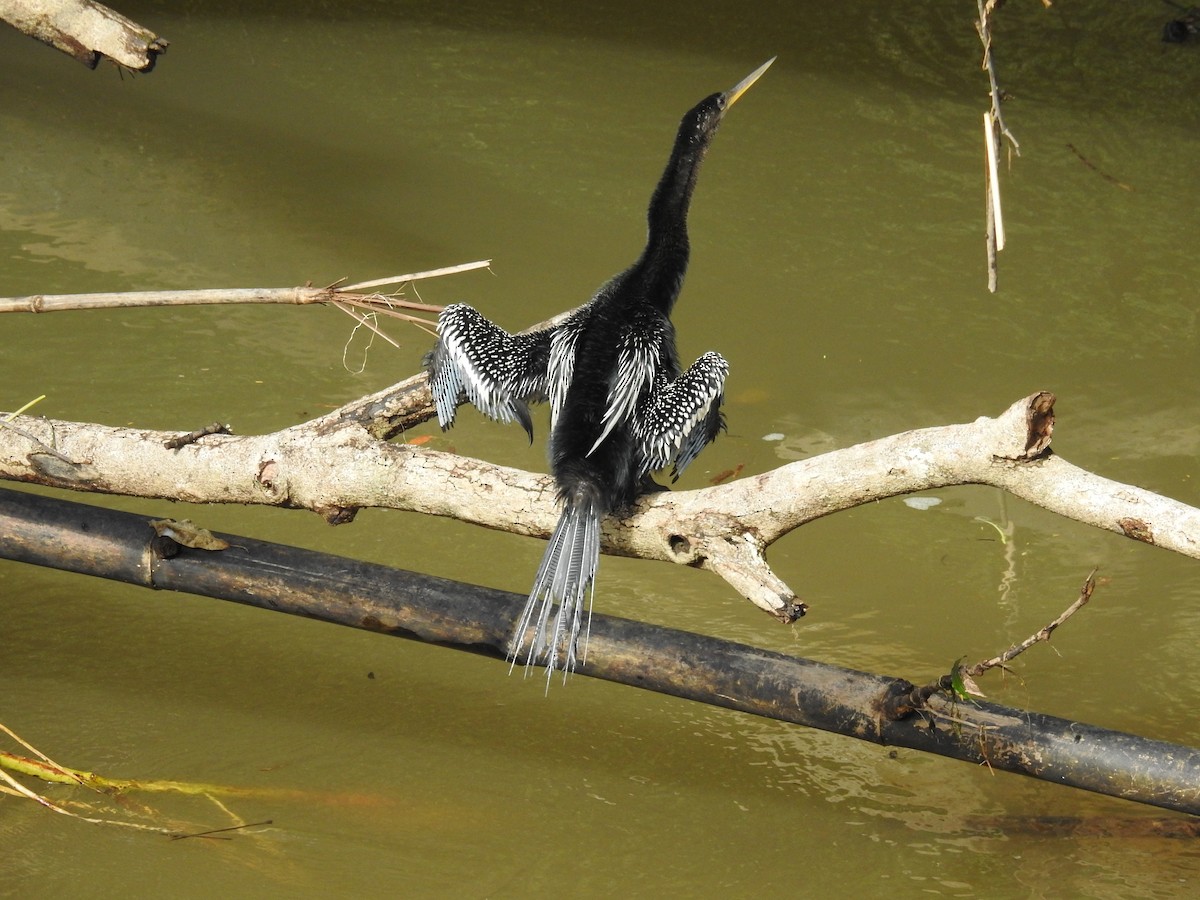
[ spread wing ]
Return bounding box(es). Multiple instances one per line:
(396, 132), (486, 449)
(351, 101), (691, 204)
(634, 351), (728, 481)
(426, 303), (551, 440)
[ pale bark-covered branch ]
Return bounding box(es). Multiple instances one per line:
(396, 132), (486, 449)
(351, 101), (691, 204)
(0, 263), (490, 315)
(3, 386), (1198, 622)
(1, 286), (336, 314)
(0, 0), (167, 70)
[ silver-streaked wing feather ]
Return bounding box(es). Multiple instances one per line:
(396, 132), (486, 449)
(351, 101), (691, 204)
(635, 350), (728, 480)
(428, 303), (551, 438)
(547, 313), (586, 430)
(587, 321), (668, 456)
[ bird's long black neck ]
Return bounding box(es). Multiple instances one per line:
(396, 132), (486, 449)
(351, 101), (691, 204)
(632, 95), (723, 315)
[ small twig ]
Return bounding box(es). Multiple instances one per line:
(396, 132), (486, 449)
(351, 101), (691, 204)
(976, 0), (1021, 157)
(984, 155), (998, 292)
(331, 302), (402, 349)
(3, 395), (46, 421)
(169, 819), (273, 841)
(983, 112), (1005, 251)
(974, 0), (1043, 292)
(0, 722), (90, 790)
(339, 259), (492, 292)
(1066, 143), (1133, 192)
(334, 297), (439, 333)
(0, 765), (171, 834)
(1, 396), (73, 460)
(164, 423), (231, 450)
(0, 261), (489, 315)
(0, 417), (76, 464)
(976, 0), (1014, 292)
(0, 765), (72, 812)
(963, 567), (1097, 678)
(341, 295), (444, 316)
(885, 569), (1099, 719)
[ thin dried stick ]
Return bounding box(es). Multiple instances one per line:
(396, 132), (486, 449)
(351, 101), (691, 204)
(983, 111), (1005, 251)
(340, 259), (491, 292)
(169, 819), (273, 841)
(975, 0), (1023, 292)
(886, 569), (1098, 716)
(963, 568), (1097, 678)
(976, 0), (1020, 155)
(331, 302), (402, 349)
(0, 260), (490, 315)
(0, 418), (75, 463)
(0, 764), (171, 834)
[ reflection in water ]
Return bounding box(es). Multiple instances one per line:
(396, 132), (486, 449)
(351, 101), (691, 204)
(2, 2), (1200, 897)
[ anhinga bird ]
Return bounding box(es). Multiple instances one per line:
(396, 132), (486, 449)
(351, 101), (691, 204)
(427, 58), (774, 680)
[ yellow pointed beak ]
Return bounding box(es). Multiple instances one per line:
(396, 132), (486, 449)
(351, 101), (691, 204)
(725, 57), (775, 108)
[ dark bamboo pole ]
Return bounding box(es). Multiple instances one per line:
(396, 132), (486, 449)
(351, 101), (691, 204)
(3, 486), (1199, 816)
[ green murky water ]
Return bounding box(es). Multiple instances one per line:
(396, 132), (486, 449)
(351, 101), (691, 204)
(2, 2), (1199, 896)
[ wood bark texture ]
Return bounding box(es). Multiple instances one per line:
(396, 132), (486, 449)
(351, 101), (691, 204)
(0, 0), (166, 70)
(2, 383), (1198, 624)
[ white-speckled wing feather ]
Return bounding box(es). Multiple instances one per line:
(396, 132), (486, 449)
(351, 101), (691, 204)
(428, 303), (551, 437)
(634, 350), (728, 479)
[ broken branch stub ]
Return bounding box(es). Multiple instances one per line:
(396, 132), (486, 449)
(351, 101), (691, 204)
(0, 0), (168, 70)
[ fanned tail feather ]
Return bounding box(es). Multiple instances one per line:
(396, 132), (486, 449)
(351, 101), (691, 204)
(509, 500), (600, 685)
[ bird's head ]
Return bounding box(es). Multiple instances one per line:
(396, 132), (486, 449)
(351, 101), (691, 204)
(676, 57), (775, 151)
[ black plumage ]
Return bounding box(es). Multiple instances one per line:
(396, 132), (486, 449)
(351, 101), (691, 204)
(426, 58), (773, 680)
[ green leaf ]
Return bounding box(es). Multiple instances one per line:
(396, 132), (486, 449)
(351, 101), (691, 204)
(949, 657), (985, 700)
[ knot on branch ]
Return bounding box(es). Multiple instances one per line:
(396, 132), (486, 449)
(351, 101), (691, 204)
(317, 505), (359, 526)
(255, 459), (286, 501)
(667, 532), (694, 559)
(1118, 517), (1155, 545)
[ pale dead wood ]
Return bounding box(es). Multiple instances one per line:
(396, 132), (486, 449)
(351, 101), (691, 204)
(0, 261), (490, 315)
(975, 0), (1031, 292)
(975, 1), (1020, 156)
(2, 388), (1197, 622)
(0, 287), (332, 314)
(0, 264), (490, 351)
(0, 0), (167, 70)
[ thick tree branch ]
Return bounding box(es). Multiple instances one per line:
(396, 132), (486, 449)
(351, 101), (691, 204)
(3, 388), (1198, 623)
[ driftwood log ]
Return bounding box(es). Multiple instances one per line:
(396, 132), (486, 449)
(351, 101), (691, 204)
(3, 486), (1200, 817)
(2, 383), (1198, 626)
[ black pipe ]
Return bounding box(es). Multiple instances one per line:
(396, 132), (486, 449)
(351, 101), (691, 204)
(2, 486), (1199, 816)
